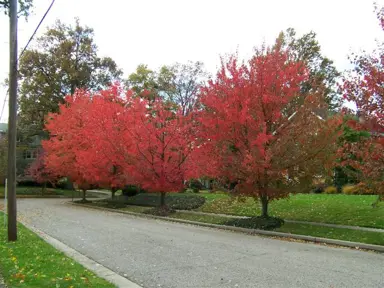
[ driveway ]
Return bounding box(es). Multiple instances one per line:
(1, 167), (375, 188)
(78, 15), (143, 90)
(9, 199), (384, 288)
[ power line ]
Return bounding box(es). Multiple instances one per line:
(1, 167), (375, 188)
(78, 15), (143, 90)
(19, 0), (56, 59)
(0, 0), (57, 122)
(0, 94), (7, 122)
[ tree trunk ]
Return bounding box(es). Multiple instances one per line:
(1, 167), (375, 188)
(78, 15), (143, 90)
(82, 189), (86, 201)
(372, 195), (383, 208)
(160, 192), (166, 207)
(42, 182), (47, 196)
(111, 187), (117, 199)
(260, 195), (269, 218)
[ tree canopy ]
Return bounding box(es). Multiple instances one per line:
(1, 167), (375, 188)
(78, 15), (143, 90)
(0, 0), (33, 18)
(126, 61), (208, 114)
(17, 18), (122, 138)
(191, 43), (342, 217)
(277, 28), (341, 110)
(340, 4), (384, 203)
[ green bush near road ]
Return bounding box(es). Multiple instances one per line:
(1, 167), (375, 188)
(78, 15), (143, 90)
(224, 216), (284, 230)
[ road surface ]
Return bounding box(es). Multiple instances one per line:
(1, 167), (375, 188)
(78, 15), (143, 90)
(9, 199), (384, 288)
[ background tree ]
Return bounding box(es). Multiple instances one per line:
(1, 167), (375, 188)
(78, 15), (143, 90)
(277, 28), (341, 111)
(333, 115), (371, 190)
(159, 61), (208, 115)
(341, 4), (384, 206)
(126, 64), (160, 101)
(26, 151), (59, 194)
(1, 0), (33, 18)
(193, 44), (341, 218)
(126, 61), (208, 113)
(18, 18), (122, 138)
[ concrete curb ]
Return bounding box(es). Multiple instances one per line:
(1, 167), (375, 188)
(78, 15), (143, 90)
(20, 220), (142, 288)
(70, 203), (384, 253)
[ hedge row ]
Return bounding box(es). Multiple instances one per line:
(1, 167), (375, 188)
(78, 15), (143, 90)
(107, 193), (206, 210)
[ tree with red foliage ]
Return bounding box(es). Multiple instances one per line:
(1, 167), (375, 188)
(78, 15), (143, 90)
(342, 5), (384, 205)
(120, 97), (195, 209)
(43, 90), (96, 201)
(43, 84), (195, 206)
(76, 85), (131, 199)
(193, 43), (342, 217)
(26, 150), (59, 195)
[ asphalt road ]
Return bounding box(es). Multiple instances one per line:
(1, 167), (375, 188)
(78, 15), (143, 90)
(10, 199), (384, 288)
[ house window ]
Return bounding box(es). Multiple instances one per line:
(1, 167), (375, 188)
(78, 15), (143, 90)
(23, 149), (38, 159)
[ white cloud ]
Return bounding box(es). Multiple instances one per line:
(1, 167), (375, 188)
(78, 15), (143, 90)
(0, 0), (383, 121)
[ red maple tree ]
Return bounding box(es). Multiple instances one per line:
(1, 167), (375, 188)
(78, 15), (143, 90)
(43, 90), (96, 201)
(76, 85), (131, 198)
(26, 150), (59, 194)
(342, 4), (384, 204)
(193, 44), (341, 217)
(120, 96), (195, 207)
(43, 84), (195, 205)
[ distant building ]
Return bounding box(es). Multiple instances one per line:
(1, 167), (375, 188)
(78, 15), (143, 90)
(0, 122), (42, 181)
(0, 123), (7, 139)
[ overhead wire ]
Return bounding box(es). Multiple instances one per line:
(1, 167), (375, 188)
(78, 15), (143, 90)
(0, 0), (57, 121)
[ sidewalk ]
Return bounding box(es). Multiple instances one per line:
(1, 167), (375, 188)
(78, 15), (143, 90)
(177, 210), (384, 233)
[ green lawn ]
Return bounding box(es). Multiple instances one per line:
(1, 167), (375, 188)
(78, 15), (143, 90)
(199, 193), (384, 229)
(0, 213), (115, 288)
(169, 212), (384, 246)
(278, 222), (384, 246)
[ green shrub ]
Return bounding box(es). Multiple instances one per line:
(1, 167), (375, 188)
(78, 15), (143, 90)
(73, 199), (92, 204)
(356, 183), (375, 195)
(224, 216), (284, 230)
(167, 194), (205, 210)
(102, 198), (127, 208)
(342, 183), (375, 195)
(121, 185), (139, 197)
(16, 187), (42, 195)
(188, 179), (203, 193)
(124, 193), (205, 210)
(55, 177), (74, 190)
(342, 185), (359, 195)
(312, 183), (326, 194)
(324, 186), (338, 194)
(144, 206), (176, 216)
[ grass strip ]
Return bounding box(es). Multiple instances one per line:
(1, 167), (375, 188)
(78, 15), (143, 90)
(169, 212), (384, 246)
(199, 194), (384, 229)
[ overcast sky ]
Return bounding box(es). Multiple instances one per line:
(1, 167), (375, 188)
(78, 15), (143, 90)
(0, 0), (383, 122)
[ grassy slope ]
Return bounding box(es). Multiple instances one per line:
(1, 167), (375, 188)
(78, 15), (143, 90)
(0, 214), (115, 288)
(169, 212), (384, 246)
(200, 193), (384, 229)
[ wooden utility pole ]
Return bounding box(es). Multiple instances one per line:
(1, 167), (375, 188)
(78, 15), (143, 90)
(7, 0), (18, 241)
